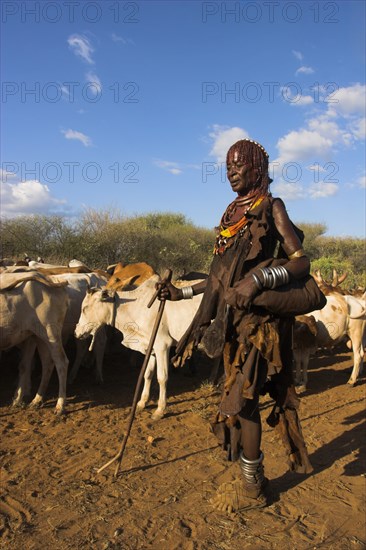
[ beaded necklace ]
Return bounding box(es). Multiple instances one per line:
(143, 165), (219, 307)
(213, 194), (267, 255)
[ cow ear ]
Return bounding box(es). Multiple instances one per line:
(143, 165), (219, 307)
(88, 286), (100, 294)
(101, 289), (115, 301)
(106, 263), (118, 275)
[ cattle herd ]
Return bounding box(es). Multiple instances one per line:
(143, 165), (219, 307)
(0, 259), (365, 418)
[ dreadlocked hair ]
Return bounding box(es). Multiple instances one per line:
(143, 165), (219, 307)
(226, 139), (272, 195)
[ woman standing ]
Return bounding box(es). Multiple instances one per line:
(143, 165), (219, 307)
(158, 139), (314, 513)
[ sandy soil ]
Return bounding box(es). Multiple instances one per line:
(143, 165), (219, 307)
(0, 344), (365, 550)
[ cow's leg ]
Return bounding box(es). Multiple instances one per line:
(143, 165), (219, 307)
(152, 346), (170, 421)
(30, 340), (54, 409)
(136, 354), (156, 413)
(348, 339), (364, 385)
(49, 341), (69, 414)
(68, 338), (90, 384)
(31, 338), (68, 414)
(13, 338), (37, 406)
(93, 327), (106, 383)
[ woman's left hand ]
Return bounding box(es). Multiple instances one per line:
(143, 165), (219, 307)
(225, 276), (259, 310)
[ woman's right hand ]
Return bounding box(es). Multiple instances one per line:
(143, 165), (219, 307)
(156, 281), (183, 301)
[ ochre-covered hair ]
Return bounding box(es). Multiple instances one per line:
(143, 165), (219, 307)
(226, 139), (272, 194)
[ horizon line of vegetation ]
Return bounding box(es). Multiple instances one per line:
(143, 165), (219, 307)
(1, 209), (365, 288)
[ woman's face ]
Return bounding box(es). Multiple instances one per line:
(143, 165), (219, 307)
(226, 152), (259, 196)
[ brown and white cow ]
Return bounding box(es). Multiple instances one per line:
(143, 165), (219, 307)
(293, 292), (366, 389)
(106, 262), (156, 291)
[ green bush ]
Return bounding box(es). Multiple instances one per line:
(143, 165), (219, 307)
(1, 212), (364, 288)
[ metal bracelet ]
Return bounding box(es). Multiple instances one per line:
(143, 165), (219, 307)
(268, 266), (290, 288)
(260, 267), (274, 288)
(252, 273), (263, 290)
(181, 286), (194, 299)
(259, 266), (290, 289)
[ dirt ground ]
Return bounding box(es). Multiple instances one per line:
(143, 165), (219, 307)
(1, 343), (365, 550)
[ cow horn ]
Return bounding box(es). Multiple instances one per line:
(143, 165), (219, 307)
(313, 270), (323, 284)
(337, 272), (348, 284)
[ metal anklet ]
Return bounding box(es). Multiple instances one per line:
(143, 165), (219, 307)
(239, 451), (265, 485)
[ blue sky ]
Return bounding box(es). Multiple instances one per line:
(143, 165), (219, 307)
(1, 0), (365, 237)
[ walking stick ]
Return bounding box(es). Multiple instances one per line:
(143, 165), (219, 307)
(96, 269), (172, 477)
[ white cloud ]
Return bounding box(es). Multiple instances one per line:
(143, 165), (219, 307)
(308, 115), (351, 146)
(356, 174), (366, 188)
(60, 84), (70, 97)
(85, 71), (102, 94)
(275, 129), (333, 165)
(272, 181), (304, 200)
(307, 164), (326, 173)
(209, 125), (249, 162)
(111, 33), (127, 43)
(326, 83), (366, 116)
(67, 34), (94, 64)
(309, 181), (339, 198)
(272, 83), (364, 194)
(1, 180), (67, 216)
(345, 174), (366, 189)
(349, 117), (365, 140)
(62, 129), (92, 147)
(292, 50), (303, 61)
(154, 159), (182, 175)
(0, 168), (18, 182)
(291, 95), (314, 107)
(281, 86), (314, 107)
(111, 33), (134, 45)
(276, 83), (365, 167)
(272, 179), (339, 200)
(295, 66), (315, 75)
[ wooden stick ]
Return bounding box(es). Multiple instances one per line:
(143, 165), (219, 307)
(96, 269), (172, 477)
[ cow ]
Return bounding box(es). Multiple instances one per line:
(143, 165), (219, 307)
(75, 275), (205, 419)
(68, 263), (157, 382)
(293, 315), (318, 389)
(12, 271), (110, 386)
(293, 292), (366, 390)
(106, 262), (156, 291)
(28, 260), (90, 270)
(50, 272), (109, 384)
(0, 272), (69, 414)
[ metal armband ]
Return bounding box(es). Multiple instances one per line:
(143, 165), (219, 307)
(288, 248), (306, 260)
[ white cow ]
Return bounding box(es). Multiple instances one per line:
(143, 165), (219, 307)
(13, 272), (109, 387)
(75, 275), (204, 419)
(50, 272), (109, 384)
(0, 273), (69, 413)
(293, 292), (366, 389)
(27, 259), (89, 270)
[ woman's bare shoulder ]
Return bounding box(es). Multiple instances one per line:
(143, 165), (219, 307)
(270, 197), (289, 217)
